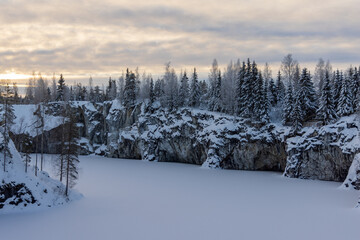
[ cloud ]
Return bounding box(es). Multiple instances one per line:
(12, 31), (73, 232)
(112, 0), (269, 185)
(0, 0), (359, 79)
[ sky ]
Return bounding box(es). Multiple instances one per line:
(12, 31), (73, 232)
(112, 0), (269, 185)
(0, 0), (359, 85)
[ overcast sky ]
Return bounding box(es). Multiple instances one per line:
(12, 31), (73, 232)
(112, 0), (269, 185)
(0, 0), (359, 82)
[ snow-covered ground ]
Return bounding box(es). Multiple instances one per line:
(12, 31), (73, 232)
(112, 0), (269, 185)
(1, 155), (360, 240)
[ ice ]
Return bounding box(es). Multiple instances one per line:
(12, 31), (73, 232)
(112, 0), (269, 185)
(1, 155), (359, 240)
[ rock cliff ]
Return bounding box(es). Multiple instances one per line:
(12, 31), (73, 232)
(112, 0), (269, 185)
(11, 101), (360, 183)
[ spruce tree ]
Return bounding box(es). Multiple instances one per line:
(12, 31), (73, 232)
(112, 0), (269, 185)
(0, 84), (16, 172)
(123, 69), (137, 108)
(63, 104), (80, 196)
(337, 74), (354, 116)
(276, 71), (286, 104)
(189, 68), (201, 107)
(56, 74), (65, 101)
(235, 62), (245, 115)
(333, 70), (342, 108)
(149, 78), (155, 106)
(291, 91), (304, 133)
(254, 71), (264, 120)
(350, 67), (359, 110)
(22, 134), (32, 173)
(178, 72), (189, 107)
(260, 74), (270, 123)
(208, 71), (222, 112)
(298, 68), (317, 121)
(239, 59), (252, 117)
(282, 82), (293, 125)
(268, 78), (277, 106)
(249, 61), (258, 117)
(317, 71), (337, 124)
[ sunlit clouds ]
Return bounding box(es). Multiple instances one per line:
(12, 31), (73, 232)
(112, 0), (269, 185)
(0, 0), (359, 80)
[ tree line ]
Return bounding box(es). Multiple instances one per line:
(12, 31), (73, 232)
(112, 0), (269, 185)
(1, 53), (360, 195)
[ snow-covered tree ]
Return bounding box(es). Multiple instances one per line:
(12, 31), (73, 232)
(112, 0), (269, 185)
(149, 78), (155, 107)
(317, 71), (337, 124)
(291, 90), (304, 133)
(118, 72), (125, 103)
(281, 54), (298, 85)
(22, 134), (32, 173)
(350, 67), (360, 110)
(333, 70), (343, 109)
(239, 59), (254, 117)
(208, 71), (222, 112)
(123, 69), (137, 108)
(189, 68), (201, 107)
(56, 74), (65, 101)
(178, 71), (189, 107)
(208, 59), (219, 103)
(314, 58), (326, 92)
(282, 82), (293, 124)
(298, 68), (317, 120)
(337, 73), (354, 116)
(0, 84), (16, 172)
(276, 71), (286, 105)
(63, 104), (80, 196)
(235, 62), (245, 115)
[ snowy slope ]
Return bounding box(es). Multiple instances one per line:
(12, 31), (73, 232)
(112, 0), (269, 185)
(0, 134), (81, 214)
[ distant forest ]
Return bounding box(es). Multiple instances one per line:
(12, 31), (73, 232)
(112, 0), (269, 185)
(1, 54), (359, 132)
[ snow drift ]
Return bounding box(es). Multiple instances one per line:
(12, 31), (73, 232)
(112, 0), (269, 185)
(0, 133), (81, 214)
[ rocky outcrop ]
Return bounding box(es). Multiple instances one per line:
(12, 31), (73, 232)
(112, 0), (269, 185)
(11, 101), (360, 183)
(0, 182), (36, 209)
(137, 108), (288, 171)
(105, 100), (142, 159)
(284, 116), (360, 181)
(341, 153), (360, 190)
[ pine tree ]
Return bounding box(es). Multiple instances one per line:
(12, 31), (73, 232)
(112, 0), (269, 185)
(56, 74), (65, 101)
(291, 91), (304, 133)
(149, 78), (155, 105)
(254, 71), (264, 120)
(22, 134), (32, 173)
(276, 71), (286, 104)
(333, 70), (342, 108)
(123, 69), (137, 108)
(33, 104), (45, 172)
(208, 59), (219, 106)
(317, 71), (337, 124)
(199, 80), (208, 104)
(63, 104), (80, 196)
(178, 72), (189, 107)
(0, 84), (16, 172)
(350, 67), (359, 110)
(298, 68), (317, 121)
(189, 68), (201, 107)
(208, 71), (222, 112)
(337, 74), (354, 116)
(239, 59), (254, 117)
(282, 82), (293, 124)
(268, 78), (277, 106)
(235, 62), (245, 115)
(260, 73), (270, 123)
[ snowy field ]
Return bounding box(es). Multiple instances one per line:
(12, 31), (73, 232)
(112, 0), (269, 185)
(1, 155), (360, 240)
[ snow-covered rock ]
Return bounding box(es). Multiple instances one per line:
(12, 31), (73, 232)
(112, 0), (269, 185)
(342, 153), (360, 190)
(0, 133), (81, 213)
(11, 101), (360, 185)
(284, 116), (360, 181)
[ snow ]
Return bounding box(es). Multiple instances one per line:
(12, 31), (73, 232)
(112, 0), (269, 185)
(1, 155), (359, 240)
(342, 153), (360, 190)
(0, 135), (80, 213)
(12, 105), (63, 137)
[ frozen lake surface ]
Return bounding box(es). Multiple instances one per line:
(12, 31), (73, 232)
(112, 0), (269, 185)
(1, 155), (359, 240)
